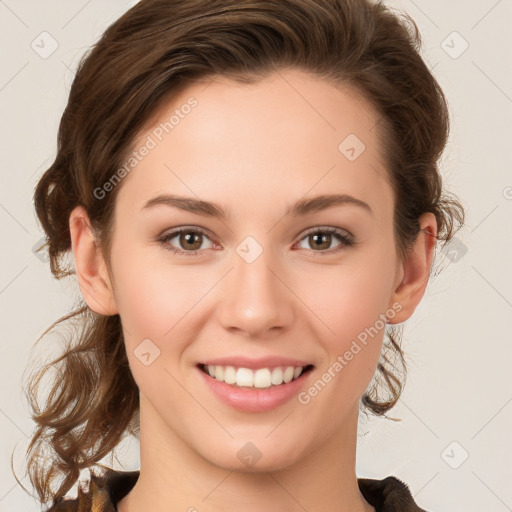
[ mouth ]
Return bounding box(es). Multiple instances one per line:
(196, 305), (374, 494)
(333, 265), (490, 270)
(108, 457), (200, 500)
(197, 363), (314, 389)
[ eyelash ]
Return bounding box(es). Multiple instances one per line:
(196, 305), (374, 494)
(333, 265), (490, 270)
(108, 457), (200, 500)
(157, 226), (355, 257)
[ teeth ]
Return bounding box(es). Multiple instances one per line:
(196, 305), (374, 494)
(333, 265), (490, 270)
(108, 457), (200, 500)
(236, 368), (254, 387)
(271, 367), (283, 385)
(203, 364), (306, 388)
(283, 366), (294, 383)
(224, 366), (236, 384)
(254, 368), (272, 388)
(215, 365), (224, 380)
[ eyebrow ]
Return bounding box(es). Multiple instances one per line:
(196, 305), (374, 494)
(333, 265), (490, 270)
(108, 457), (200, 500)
(141, 193), (373, 218)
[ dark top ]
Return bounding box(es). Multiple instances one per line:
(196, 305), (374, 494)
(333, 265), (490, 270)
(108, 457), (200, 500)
(48, 467), (428, 511)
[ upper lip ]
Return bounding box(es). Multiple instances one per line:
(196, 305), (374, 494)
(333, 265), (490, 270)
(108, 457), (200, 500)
(198, 356), (313, 370)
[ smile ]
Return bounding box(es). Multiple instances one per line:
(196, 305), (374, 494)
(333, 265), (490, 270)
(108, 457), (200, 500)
(199, 363), (314, 389)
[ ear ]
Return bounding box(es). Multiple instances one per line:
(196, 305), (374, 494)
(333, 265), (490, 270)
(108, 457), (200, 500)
(387, 212), (437, 324)
(69, 205), (118, 316)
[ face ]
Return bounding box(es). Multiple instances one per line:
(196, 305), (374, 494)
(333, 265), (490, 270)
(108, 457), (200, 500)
(80, 69), (411, 471)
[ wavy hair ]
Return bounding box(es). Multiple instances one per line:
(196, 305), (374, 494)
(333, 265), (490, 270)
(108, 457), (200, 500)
(17, 0), (464, 508)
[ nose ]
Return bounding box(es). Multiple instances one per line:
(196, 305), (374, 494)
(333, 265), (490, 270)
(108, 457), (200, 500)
(215, 245), (295, 339)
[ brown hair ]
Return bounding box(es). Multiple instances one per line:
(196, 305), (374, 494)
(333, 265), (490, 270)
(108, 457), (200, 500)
(18, 0), (464, 507)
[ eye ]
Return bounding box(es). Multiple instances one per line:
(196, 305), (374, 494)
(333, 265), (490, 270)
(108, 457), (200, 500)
(157, 226), (355, 257)
(157, 228), (216, 255)
(295, 227), (355, 255)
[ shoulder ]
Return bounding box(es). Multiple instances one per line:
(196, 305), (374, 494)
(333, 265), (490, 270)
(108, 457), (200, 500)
(44, 481), (110, 512)
(44, 500), (81, 512)
(44, 467), (139, 512)
(357, 475), (428, 511)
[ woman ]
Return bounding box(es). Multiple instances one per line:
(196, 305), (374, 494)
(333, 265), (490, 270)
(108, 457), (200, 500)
(20, 0), (464, 510)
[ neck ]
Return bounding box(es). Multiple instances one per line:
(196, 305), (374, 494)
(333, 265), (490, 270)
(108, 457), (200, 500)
(117, 395), (375, 512)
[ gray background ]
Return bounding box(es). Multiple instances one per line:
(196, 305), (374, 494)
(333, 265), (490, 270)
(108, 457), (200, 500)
(1, 0), (511, 510)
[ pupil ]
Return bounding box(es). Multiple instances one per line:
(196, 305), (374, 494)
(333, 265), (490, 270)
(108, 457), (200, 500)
(183, 232), (200, 249)
(312, 233), (330, 249)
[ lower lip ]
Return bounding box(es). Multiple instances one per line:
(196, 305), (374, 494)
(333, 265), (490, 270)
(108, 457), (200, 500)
(197, 366), (313, 413)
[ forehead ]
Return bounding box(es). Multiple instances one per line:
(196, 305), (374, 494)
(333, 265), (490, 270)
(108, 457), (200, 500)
(117, 69), (392, 220)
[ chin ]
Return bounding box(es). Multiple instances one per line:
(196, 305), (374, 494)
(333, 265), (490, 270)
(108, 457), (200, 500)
(200, 436), (307, 473)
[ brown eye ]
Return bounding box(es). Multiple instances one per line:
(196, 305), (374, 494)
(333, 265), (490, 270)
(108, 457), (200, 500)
(296, 227), (354, 254)
(179, 231), (203, 251)
(158, 228), (215, 255)
(308, 232), (333, 250)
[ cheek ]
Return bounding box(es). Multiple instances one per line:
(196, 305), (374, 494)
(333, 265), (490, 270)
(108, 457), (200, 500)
(296, 259), (394, 403)
(304, 290), (386, 412)
(111, 249), (216, 390)
(111, 245), (201, 337)
(113, 253), (197, 397)
(303, 262), (392, 343)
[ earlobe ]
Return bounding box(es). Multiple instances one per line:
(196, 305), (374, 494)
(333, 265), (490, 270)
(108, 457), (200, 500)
(387, 213), (437, 325)
(69, 205), (118, 316)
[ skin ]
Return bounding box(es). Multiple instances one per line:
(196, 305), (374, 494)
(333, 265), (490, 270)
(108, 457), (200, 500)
(69, 69), (436, 512)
